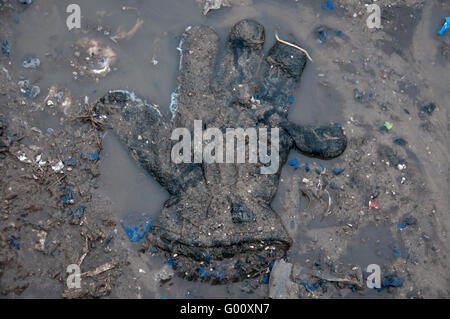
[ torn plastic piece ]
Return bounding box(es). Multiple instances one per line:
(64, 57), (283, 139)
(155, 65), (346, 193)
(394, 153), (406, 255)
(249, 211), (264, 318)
(168, 256), (176, 270)
(121, 212), (152, 242)
(300, 281), (319, 292)
(437, 17), (450, 36)
(305, 161), (310, 172)
(288, 159), (299, 169)
(332, 168), (343, 175)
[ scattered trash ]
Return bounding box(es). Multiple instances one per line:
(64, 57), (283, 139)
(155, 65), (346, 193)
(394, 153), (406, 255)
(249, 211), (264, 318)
(288, 159), (299, 169)
(121, 212), (152, 242)
(336, 30), (343, 37)
(397, 223), (406, 229)
(300, 281), (319, 292)
(269, 259), (299, 299)
(322, 0), (334, 10)
(18, 80), (40, 98)
(437, 17), (450, 36)
(393, 137), (407, 146)
(22, 56), (40, 69)
(81, 261), (117, 278)
(305, 161), (310, 172)
(369, 199), (379, 209)
(199, 0), (231, 15)
(332, 168), (343, 175)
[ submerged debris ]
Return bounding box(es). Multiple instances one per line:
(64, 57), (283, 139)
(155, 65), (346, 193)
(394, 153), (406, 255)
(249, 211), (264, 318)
(199, 0), (231, 15)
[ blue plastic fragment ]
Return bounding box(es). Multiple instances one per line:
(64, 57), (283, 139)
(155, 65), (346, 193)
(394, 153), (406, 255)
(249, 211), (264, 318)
(1, 40), (10, 56)
(254, 94), (259, 99)
(63, 157), (77, 167)
(121, 212), (152, 242)
(288, 159), (299, 169)
(437, 17), (450, 35)
(199, 267), (208, 278)
(288, 96), (295, 103)
(322, 0), (334, 10)
(305, 161), (310, 172)
(18, 0), (34, 4)
(280, 103), (286, 108)
(62, 188), (73, 204)
(318, 30), (327, 43)
(397, 223), (406, 229)
(336, 30), (343, 37)
(168, 256), (175, 270)
(300, 281), (319, 292)
(332, 168), (343, 175)
(393, 137), (407, 146)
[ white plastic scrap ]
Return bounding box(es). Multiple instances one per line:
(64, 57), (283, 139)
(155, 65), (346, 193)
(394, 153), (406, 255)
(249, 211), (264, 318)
(51, 160), (64, 173)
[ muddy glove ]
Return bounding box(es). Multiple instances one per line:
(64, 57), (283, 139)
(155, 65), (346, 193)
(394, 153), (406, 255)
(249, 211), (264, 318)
(94, 19), (346, 283)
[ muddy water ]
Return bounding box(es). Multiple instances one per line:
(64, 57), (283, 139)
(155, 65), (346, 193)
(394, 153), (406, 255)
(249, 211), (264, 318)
(6, 0), (361, 298)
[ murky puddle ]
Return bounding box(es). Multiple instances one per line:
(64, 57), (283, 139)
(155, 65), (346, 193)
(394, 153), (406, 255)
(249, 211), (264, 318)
(4, 0), (359, 298)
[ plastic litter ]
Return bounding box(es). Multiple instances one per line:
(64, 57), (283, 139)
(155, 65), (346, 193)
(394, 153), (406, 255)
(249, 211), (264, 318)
(200, 0), (231, 15)
(268, 259), (299, 299)
(404, 217), (417, 226)
(437, 17), (450, 36)
(317, 28), (327, 43)
(383, 275), (403, 288)
(332, 168), (343, 175)
(287, 159), (299, 169)
(22, 56), (40, 69)
(384, 121), (393, 130)
(369, 199), (379, 209)
(18, 0), (34, 4)
(62, 188), (73, 204)
(419, 103), (436, 117)
(121, 212), (152, 242)
(1, 40), (10, 57)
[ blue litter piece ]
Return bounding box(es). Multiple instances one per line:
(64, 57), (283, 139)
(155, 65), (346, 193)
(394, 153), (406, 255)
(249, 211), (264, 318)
(332, 168), (343, 175)
(254, 93), (259, 99)
(383, 276), (403, 287)
(438, 17), (450, 35)
(280, 103), (287, 109)
(89, 152), (99, 161)
(336, 30), (343, 37)
(9, 238), (20, 249)
(198, 267), (208, 278)
(397, 223), (406, 229)
(63, 157), (77, 167)
(305, 161), (310, 172)
(121, 212), (152, 242)
(62, 188), (73, 204)
(288, 96), (295, 103)
(288, 159), (299, 169)
(262, 274), (270, 284)
(322, 0), (334, 10)
(318, 29), (327, 43)
(18, 0), (34, 4)
(1, 40), (10, 56)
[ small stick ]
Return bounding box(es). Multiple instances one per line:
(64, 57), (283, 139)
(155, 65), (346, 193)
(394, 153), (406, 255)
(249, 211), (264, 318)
(275, 32), (313, 62)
